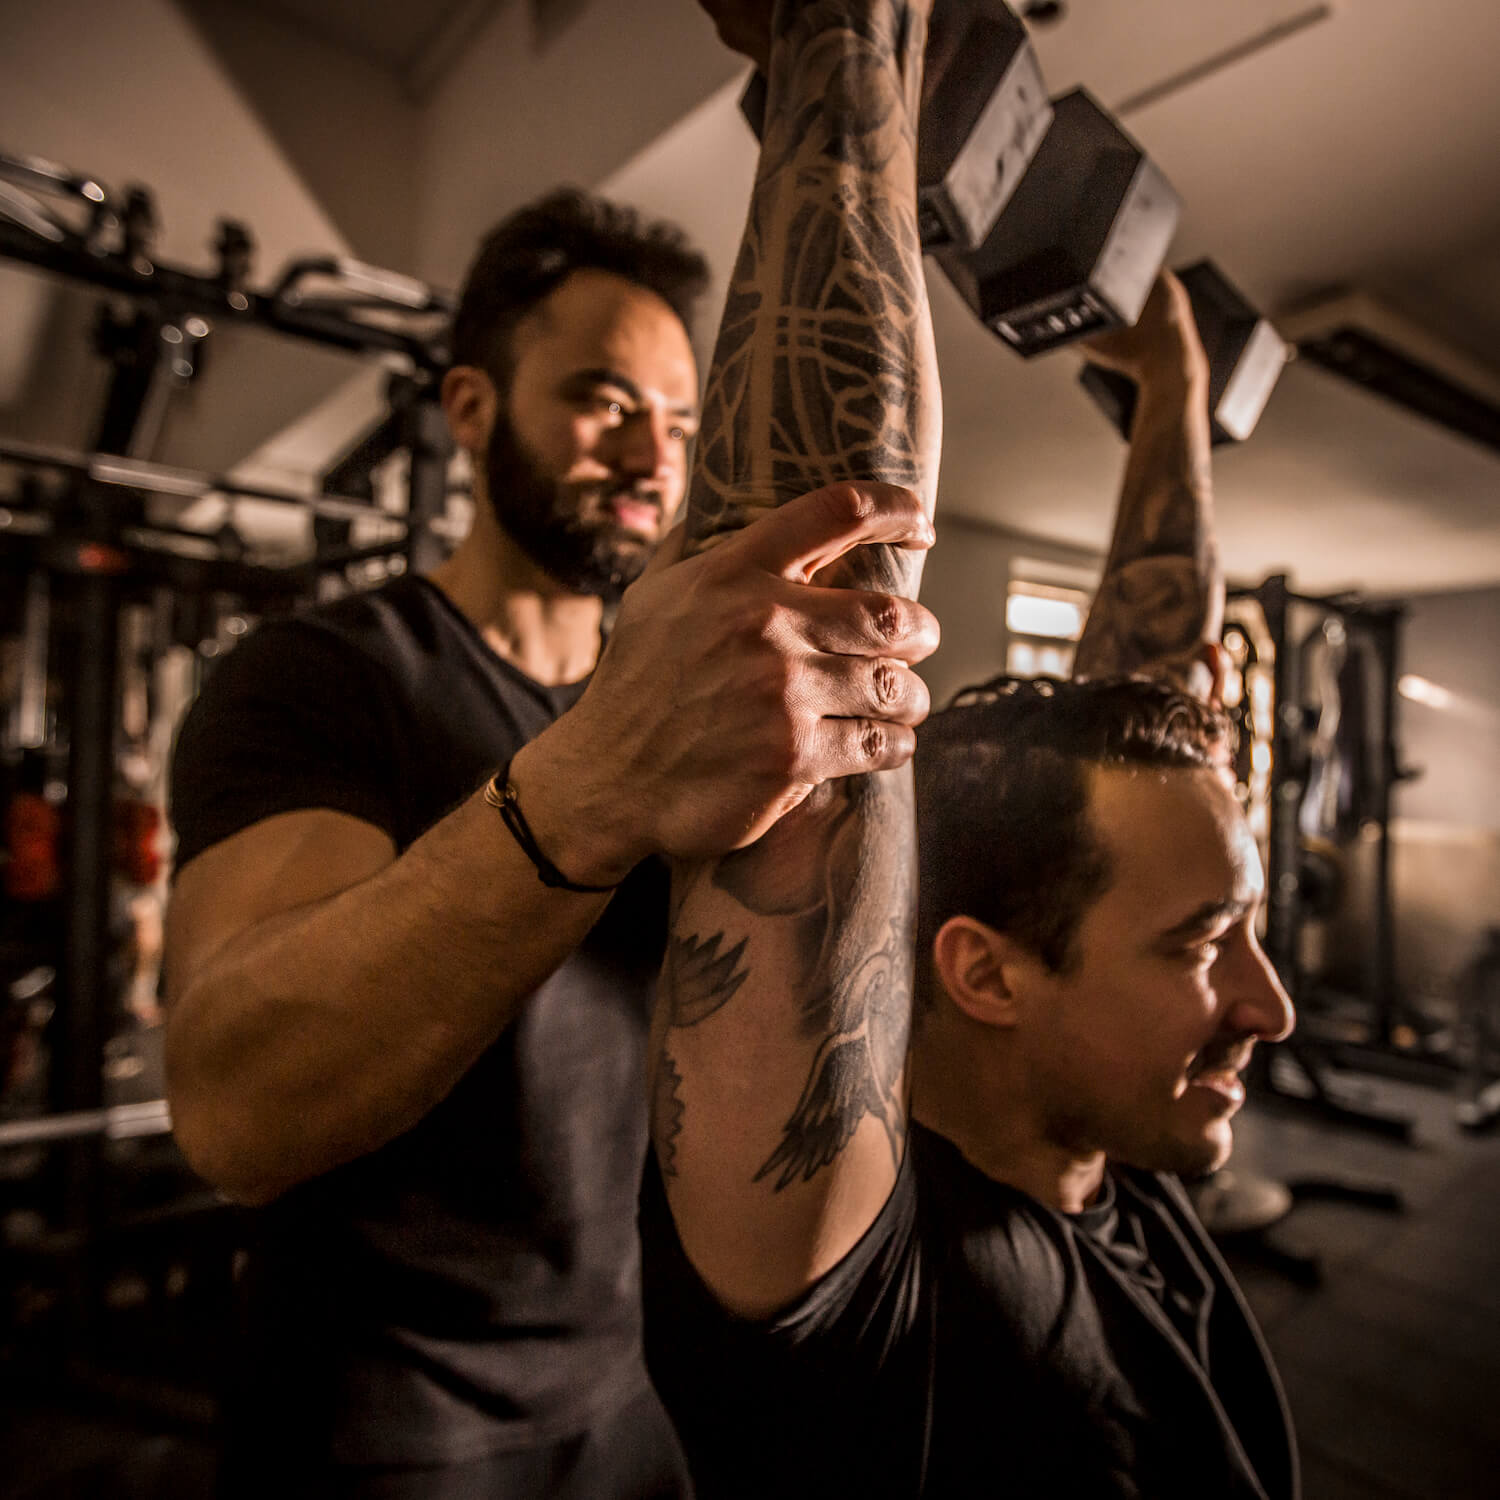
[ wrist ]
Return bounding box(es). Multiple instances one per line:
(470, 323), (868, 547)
(505, 731), (646, 891)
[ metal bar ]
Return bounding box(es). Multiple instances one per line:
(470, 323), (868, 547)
(403, 392), (453, 574)
(53, 522), (122, 1334)
(1258, 575), (1302, 994)
(1366, 607), (1402, 1046)
(0, 436), (394, 522)
(0, 1100), (172, 1150)
(0, 219), (443, 370)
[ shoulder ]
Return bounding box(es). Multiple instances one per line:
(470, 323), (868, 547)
(250, 574), (444, 670)
(909, 1125), (1079, 1340)
(183, 577), (442, 719)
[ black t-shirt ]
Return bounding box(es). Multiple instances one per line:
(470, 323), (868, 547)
(171, 576), (672, 1470)
(642, 1122), (1298, 1500)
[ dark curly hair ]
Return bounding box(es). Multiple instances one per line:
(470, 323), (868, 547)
(448, 187), (710, 390)
(916, 676), (1232, 998)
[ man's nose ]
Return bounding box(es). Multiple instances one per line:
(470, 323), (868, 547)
(1226, 937), (1295, 1043)
(615, 409), (676, 481)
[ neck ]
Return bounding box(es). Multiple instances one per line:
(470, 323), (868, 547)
(910, 1021), (1107, 1215)
(426, 501), (603, 687)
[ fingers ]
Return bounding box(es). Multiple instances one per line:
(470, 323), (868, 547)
(792, 584), (939, 666)
(794, 652), (930, 728)
(729, 481), (934, 583)
(803, 716), (918, 781)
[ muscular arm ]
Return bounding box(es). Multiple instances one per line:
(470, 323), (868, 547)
(653, 0), (940, 1316)
(166, 734), (630, 1206)
(167, 487), (934, 1206)
(1072, 272), (1223, 698)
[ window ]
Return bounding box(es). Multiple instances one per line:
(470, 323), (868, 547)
(1003, 571), (1093, 680)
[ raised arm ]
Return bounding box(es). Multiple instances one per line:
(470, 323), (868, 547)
(652, 0), (940, 1317)
(1072, 271), (1224, 700)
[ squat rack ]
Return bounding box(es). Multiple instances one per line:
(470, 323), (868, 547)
(0, 145), (454, 1355)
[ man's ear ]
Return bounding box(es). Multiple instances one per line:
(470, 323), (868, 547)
(932, 916), (1031, 1029)
(441, 365), (498, 454)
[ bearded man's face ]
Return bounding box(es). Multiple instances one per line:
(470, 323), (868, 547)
(483, 270), (698, 603)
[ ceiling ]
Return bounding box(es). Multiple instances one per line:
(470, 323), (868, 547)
(2, 0), (1496, 599)
(225, 0), (505, 96)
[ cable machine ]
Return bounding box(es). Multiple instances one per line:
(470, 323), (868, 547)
(0, 146), (454, 1398)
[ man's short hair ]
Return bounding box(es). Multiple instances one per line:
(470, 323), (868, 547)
(449, 188), (710, 389)
(916, 676), (1231, 993)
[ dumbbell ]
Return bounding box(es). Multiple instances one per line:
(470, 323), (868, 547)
(1079, 261), (1291, 443)
(934, 88), (1180, 356)
(740, 0), (1052, 252)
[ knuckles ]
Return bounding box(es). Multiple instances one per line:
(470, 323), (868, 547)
(871, 659), (903, 710)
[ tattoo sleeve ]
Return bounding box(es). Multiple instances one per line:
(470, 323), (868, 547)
(652, 0), (939, 1204)
(1071, 369), (1223, 697)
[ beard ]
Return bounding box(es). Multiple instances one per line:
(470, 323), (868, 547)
(484, 406), (660, 606)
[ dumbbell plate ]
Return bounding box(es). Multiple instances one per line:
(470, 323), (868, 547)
(936, 88), (1181, 357)
(1079, 260), (1291, 443)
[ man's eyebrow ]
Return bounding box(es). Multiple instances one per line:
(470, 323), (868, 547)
(563, 368), (697, 419)
(1156, 899), (1247, 943)
(562, 367), (643, 402)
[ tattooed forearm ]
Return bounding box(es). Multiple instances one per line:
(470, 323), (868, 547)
(655, 0), (937, 1201)
(687, 0), (937, 584)
(1073, 372), (1222, 697)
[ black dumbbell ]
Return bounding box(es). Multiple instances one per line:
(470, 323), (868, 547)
(934, 88), (1180, 357)
(1079, 261), (1291, 443)
(740, 0), (1052, 253)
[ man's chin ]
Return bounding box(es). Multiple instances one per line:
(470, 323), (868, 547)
(1132, 1121), (1234, 1181)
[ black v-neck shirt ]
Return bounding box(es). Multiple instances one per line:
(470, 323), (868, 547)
(171, 576), (672, 1471)
(642, 1123), (1298, 1500)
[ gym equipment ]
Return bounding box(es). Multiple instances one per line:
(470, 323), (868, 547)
(0, 145), (457, 1393)
(934, 88), (1180, 356)
(0, 151), (450, 371)
(1079, 260), (1290, 442)
(1230, 575), (1426, 1138)
(740, 0), (1053, 252)
(1456, 928), (1500, 1133)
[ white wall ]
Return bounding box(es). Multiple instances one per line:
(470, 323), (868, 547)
(414, 0), (743, 290)
(1394, 585), (1500, 834)
(179, 0), (423, 274)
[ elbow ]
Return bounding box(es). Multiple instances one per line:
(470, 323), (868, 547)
(164, 1001), (290, 1208)
(171, 1107), (285, 1207)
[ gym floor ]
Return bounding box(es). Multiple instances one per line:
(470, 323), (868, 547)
(1224, 1069), (1500, 1500)
(5, 1067), (1498, 1499)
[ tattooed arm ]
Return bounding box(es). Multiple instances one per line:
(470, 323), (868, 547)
(1072, 271), (1224, 702)
(652, 0), (940, 1318)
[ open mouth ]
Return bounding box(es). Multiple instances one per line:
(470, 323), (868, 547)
(608, 495), (661, 535)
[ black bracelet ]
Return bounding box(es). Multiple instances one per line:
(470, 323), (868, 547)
(482, 771), (619, 894)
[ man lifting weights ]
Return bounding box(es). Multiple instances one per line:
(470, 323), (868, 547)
(640, 5), (1299, 1494)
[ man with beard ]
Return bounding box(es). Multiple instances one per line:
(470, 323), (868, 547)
(164, 189), (938, 1496)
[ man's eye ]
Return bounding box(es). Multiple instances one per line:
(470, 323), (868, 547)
(1179, 940), (1219, 967)
(605, 399), (624, 417)
(668, 425), (687, 442)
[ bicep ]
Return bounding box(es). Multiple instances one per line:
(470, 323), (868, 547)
(166, 809), (396, 1001)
